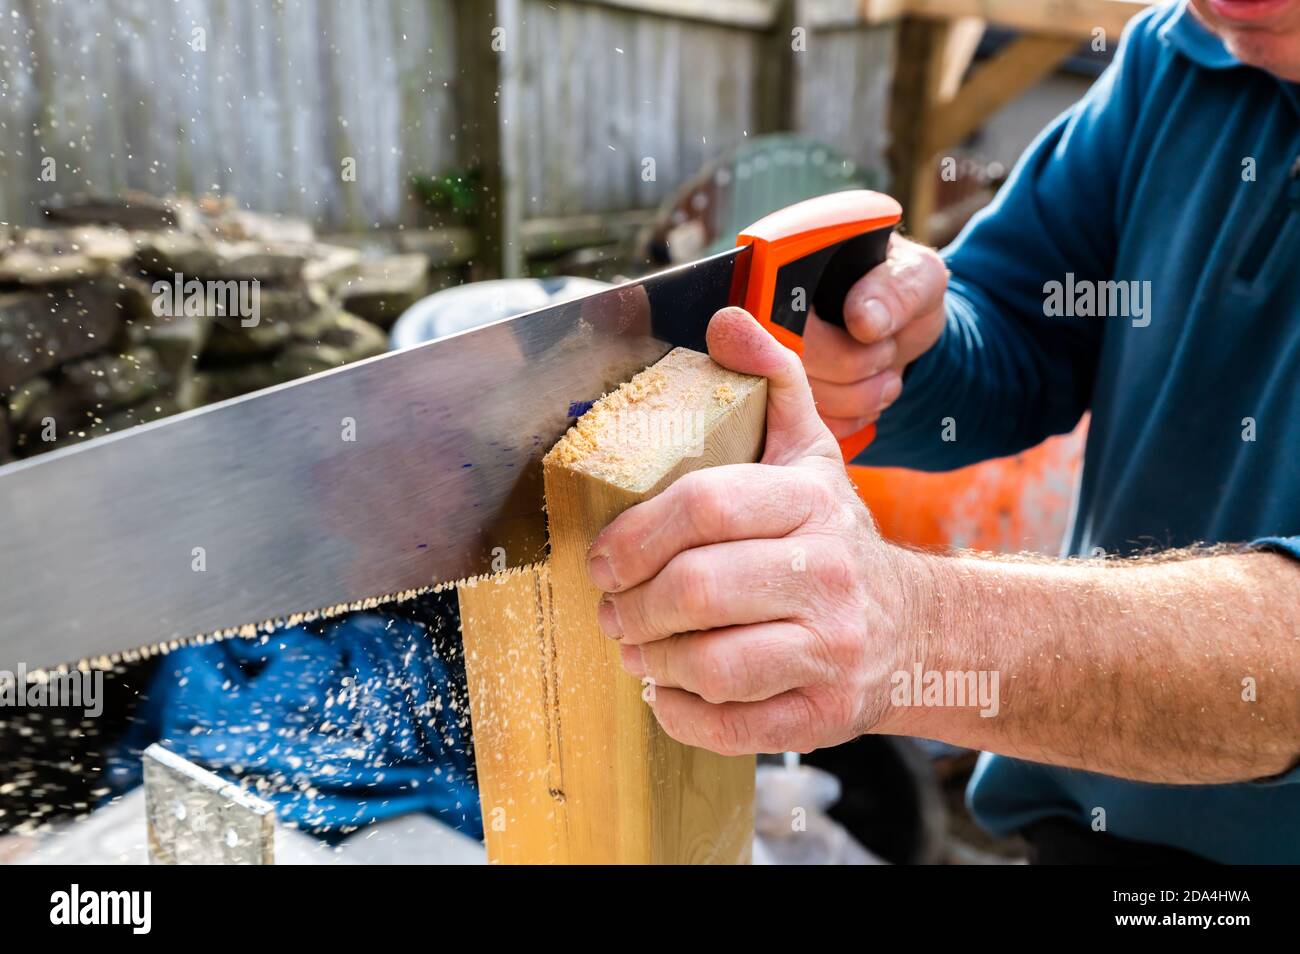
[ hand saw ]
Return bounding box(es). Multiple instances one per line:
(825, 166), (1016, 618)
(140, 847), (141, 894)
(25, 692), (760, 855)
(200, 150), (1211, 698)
(0, 191), (900, 672)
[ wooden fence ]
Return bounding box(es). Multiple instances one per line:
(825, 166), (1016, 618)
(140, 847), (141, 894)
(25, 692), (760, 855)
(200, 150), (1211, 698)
(0, 0), (460, 229)
(0, 0), (895, 272)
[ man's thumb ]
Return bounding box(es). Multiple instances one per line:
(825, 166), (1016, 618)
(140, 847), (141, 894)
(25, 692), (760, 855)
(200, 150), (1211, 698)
(705, 307), (839, 464)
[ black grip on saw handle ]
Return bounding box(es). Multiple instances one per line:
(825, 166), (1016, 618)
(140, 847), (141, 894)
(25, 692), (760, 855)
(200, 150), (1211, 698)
(735, 190), (902, 460)
(811, 227), (893, 330)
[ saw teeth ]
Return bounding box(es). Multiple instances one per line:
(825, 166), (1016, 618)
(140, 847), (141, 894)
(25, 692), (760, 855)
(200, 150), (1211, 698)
(26, 562), (547, 679)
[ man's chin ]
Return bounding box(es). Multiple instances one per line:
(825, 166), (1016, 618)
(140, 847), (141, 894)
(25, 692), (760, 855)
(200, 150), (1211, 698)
(1191, 0), (1300, 81)
(1222, 34), (1300, 80)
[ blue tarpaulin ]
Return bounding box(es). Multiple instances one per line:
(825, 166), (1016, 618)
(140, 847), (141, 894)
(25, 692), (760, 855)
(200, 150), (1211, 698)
(112, 601), (482, 840)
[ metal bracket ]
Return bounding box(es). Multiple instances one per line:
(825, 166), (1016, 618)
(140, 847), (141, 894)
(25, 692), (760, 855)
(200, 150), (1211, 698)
(143, 744), (276, 865)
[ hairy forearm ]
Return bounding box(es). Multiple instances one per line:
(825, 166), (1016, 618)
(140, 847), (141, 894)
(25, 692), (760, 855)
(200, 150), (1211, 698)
(877, 547), (1300, 784)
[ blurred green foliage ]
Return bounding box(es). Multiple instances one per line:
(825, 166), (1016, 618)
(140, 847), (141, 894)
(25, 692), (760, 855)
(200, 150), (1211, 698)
(411, 168), (483, 218)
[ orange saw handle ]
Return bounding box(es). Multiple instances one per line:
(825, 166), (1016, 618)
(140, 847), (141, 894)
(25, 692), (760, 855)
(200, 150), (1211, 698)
(735, 190), (901, 461)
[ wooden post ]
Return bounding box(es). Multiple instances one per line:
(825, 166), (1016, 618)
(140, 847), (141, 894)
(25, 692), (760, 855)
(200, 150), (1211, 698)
(888, 16), (958, 242)
(453, 0), (524, 279)
(460, 348), (765, 863)
(757, 0), (799, 135)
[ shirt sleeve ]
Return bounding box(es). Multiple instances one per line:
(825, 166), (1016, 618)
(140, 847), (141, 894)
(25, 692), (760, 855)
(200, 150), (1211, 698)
(858, 10), (1157, 471)
(1253, 535), (1300, 564)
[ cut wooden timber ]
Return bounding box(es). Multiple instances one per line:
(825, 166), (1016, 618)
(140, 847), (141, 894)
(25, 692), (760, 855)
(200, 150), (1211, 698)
(460, 348), (766, 863)
(459, 564), (562, 863)
(543, 348), (765, 864)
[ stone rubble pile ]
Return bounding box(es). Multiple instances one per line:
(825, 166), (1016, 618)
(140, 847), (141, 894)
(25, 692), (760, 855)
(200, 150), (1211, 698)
(0, 191), (433, 461)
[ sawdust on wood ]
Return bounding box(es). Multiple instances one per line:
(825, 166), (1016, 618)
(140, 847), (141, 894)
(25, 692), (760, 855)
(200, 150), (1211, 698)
(545, 347), (762, 492)
(548, 367), (669, 468)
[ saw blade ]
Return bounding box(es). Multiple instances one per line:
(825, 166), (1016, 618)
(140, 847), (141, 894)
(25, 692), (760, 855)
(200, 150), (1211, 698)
(0, 248), (746, 673)
(28, 562), (547, 677)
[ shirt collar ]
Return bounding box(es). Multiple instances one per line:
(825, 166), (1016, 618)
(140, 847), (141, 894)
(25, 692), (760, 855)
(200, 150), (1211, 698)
(1159, 0), (1300, 112)
(1158, 1), (1242, 70)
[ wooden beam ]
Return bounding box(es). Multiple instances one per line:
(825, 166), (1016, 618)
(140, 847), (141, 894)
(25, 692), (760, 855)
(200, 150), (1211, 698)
(519, 208), (657, 257)
(859, 0), (910, 24)
(806, 0), (882, 29)
(935, 16), (984, 101)
(461, 348), (765, 863)
(571, 0), (783, 29)
(903, 0), (1147, 41)
(924, 33), (1080, 156)
(879, 0), (1149, 242)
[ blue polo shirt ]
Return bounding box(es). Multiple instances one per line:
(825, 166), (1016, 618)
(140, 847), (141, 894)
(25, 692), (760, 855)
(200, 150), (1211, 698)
(860, 0), (1300, 863)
